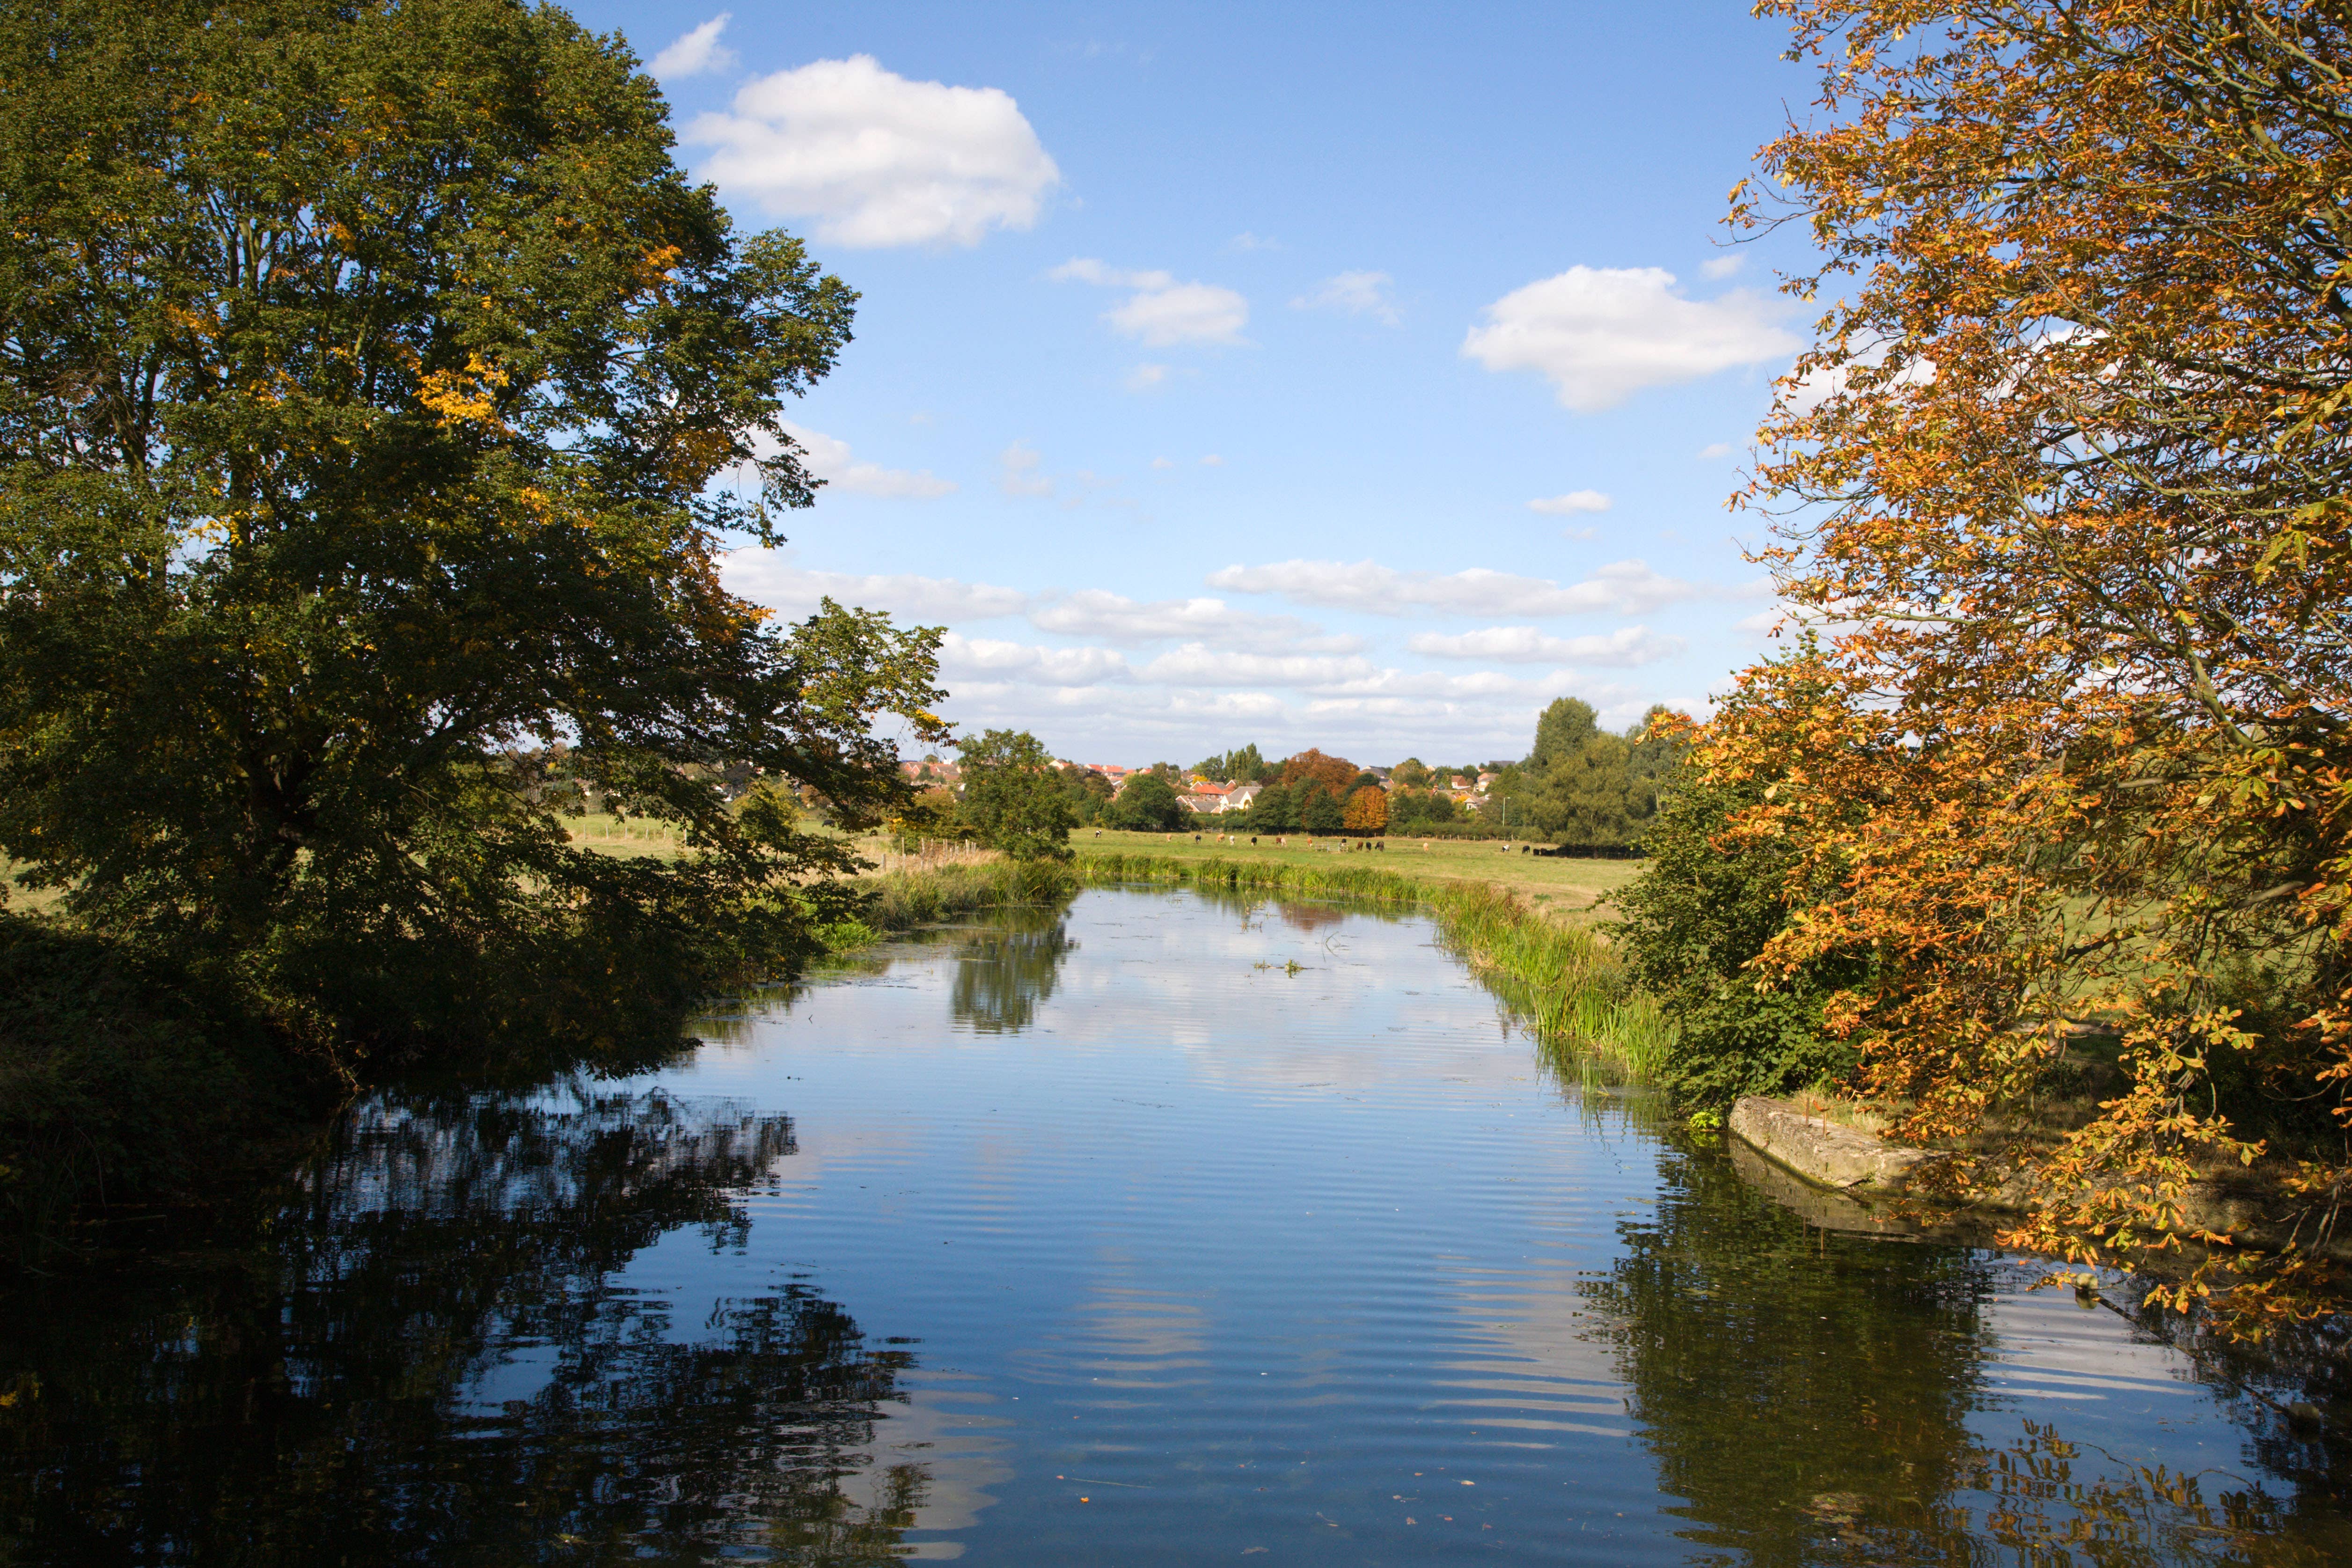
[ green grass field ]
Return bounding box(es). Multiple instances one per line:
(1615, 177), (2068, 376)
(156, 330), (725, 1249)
(559, 816), (1645, 925)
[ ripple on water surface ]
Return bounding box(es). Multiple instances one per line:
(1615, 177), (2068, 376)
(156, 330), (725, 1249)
(2, 886), (2348, 1566)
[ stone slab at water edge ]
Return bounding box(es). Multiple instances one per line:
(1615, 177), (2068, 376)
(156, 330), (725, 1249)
(1729, 1096), (1948, 1194)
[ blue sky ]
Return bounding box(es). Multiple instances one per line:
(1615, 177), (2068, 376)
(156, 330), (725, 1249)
(568, 0), (1820, 767)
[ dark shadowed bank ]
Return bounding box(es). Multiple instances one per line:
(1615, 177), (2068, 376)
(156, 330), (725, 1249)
(0, 860), (1076, 1268)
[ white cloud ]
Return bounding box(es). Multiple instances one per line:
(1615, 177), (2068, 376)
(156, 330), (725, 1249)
(1461, 266), (1802, 413)
(1527, 490), (1611, 516)
(1150, 456), (1175, 470)
(1206, 557), (1722, 618)
(687, 56), (1060, 248)
(1700, 253), (1745, 280)
(999, 441), (1053, 497)
(942, 632), (1131, 687)
(1027, 590), (1362, 653)
(1291, 270), (1399, 324)
(777, 420), (954, 498)
(649, 14), (736, 80)
(1697, 441), (1733, 459)
(718, 556), (1031, 623)
(1780, 339), (1937, 417)
(1124, 363), (1170, 392)
(1199, 454), (1224, 467)
(1138, 645), (1380, 688)
(1407, 625), (1685, 667)
(1228, 232), (1282, 251)
(1051, 258), (1249, 346)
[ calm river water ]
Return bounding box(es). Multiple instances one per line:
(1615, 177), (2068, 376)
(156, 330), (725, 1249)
(6, 887), (2352, 1564)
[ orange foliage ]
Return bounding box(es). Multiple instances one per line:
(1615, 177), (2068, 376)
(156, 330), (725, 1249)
(1719, 0), (2352, 1332)
(1342, 784), (1389, 835)
(1280, 748), (1358, 800)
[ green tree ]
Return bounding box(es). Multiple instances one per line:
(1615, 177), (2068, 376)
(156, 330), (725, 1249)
(1389, 789), (1457, 828)
(0, 0), (946, 1055)
(1105, 772), (1184, 832)
(955, 730), (1074, 862)
(1059, 766), (1114, 825)
(1523, 735), (1655, 846)
(888, 787), (965, 847)
(1530, 697), (1599, 768)
(1627, 704), (1690, 786)
(1244, 782), (1297, 833)
(1609, 656), (1869, 1105)
(1391, 757), (1431, 789)
(1299, 789), (1345, 835)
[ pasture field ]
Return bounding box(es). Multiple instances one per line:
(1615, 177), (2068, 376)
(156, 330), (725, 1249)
(1065, 827), (1640, 924)
(560, 815), (1645, 926)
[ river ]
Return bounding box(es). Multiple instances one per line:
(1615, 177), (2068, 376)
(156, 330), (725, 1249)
(4, 886), (2349, 1564)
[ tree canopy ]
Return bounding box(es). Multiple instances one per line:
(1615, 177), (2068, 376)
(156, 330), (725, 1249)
(1105, 772), (1184, 832)
(1529, 698), (1599, 769)
(955, 730), (1074, 862)
(1681, 0), (2352, 1329)
(0, 0), (945, 1055)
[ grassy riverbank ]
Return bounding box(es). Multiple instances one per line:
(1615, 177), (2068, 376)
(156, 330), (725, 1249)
(1076, 849), (1673, 1077)
(817, 857), (1079, 950)
(1070, 827), (1640, 923)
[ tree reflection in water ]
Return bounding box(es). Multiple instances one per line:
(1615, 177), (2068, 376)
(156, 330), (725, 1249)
(949, 905), (1075, 1033)
(1581, 1126), (2346, 1565)
(0, 1086), (923, 1566)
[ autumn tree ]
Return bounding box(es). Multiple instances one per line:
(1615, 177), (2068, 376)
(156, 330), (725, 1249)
(1341, 784), (1389, 836)
(1280, 749), (1357, 797)
(0, 0), (946, 1057)
(1710, 0), (2352, 1328)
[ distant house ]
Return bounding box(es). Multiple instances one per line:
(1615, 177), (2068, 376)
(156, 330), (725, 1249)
(1220, 782), (1263, 813)
(1178, 792), (1224, 814)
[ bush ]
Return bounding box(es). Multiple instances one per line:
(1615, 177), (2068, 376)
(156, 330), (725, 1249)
(1608, 767), (1868, 1107)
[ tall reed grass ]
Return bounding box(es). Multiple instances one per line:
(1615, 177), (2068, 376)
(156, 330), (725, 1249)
(815, 858), (1081, 952)
(1077, 851), (1674, 1077)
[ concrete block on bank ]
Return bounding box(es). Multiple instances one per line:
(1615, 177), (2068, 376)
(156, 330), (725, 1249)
(1729, 1096), (1947, 1194)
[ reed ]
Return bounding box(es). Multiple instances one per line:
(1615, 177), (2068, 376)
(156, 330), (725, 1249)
(813, 857), (1082, 952)
(1076, 851), (1673, 1077)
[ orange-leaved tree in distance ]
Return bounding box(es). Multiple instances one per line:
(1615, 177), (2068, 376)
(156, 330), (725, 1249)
(1342, 784), (1389, 836)
(1713, 0), (2352, 1334)
(1280, 749), (1359, 799)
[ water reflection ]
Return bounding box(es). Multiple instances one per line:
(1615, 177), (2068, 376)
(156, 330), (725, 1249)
(949, 905), (1075, 1033)
(1585, 1128), (2346, 1564)
(6, 893), (2351, 1567)
(0, 1087), (920, 1566)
